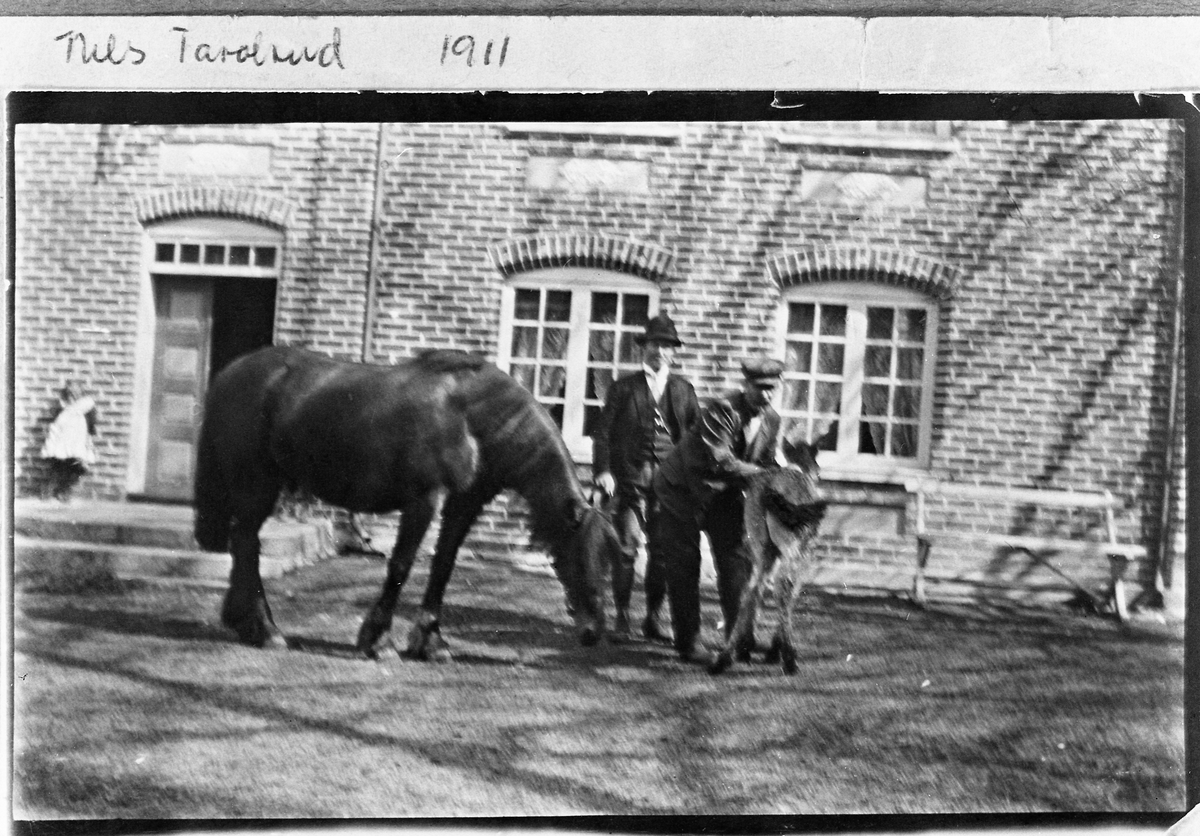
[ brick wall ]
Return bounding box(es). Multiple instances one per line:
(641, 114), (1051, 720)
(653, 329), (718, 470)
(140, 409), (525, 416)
(13, 119), (1186, 601)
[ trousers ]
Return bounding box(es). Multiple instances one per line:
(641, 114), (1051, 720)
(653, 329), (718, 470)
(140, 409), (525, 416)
(650, 472), (755, 657)
(610, 464), (667, 618)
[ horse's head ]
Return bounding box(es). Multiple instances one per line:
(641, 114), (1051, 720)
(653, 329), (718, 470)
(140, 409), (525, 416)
(551, 501), (614, 646)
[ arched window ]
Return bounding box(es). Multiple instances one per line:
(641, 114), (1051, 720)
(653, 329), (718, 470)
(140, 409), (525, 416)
(496, 267), (660, 460)
(777, 281), (940, 477)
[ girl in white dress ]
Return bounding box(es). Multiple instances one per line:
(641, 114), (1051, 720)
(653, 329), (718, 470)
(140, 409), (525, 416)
(41, 383), (97, 501)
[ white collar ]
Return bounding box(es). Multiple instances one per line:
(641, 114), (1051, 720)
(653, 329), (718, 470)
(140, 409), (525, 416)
(643, 364), (669, 383)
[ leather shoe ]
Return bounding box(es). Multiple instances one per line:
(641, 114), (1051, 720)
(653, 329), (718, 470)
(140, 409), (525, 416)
(642, 615), (673, 645)
(678, 646), (716, 667)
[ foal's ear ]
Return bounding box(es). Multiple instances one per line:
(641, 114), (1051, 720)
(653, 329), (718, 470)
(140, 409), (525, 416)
(781, 434), (820, 470)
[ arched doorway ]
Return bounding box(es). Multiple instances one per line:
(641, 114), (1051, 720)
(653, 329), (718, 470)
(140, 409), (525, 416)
(133, 217), (282, 501)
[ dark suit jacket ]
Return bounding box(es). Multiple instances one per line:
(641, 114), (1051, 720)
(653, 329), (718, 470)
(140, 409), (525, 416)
(656, 390), (781, 511)
(592, 371), (699, 487)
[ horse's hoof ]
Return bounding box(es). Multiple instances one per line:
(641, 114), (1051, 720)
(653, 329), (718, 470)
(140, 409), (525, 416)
(779, 647), (798, 675)
(578, 626), (602, 647)
(764, 638), (783, 665)
(425, 632), (453, 663)
(707, 653), (733, 676)
(263, 630), (290, 650)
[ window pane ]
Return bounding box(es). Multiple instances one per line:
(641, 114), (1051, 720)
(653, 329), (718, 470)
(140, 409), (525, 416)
(618, 333), (639, 364)
(510, 364), (535, 390)
(864, 345), (892, 379)
(815, 420), (839, 451)
(786, 341), (813, 373)
(782, 379), (809, 412)
(229, 246), (251, 266)
(539, 366), (567, 398)
(820, 305), (847, 337)
(814, 381), (841, 413)
(788, 303), (816, 335)
(180, 244), (201, 263)
(896, 348), (924, 381)
(254, 246), (277, 267)
(514, 288), (540, 321)
(890, 423), (919, 458)
(817, 344), (844, 376)
(545, 290), (572, 322)
(862, 384), (890, 417)
(155, 243), (175, 262)
(867, 307), (894, 339)
(511, 326), (538, 358)
(622, 294), (649, 326)
(859, 422), (884, 455)
(546, 403), (564, 429)
(591, 292), (617, 324)
(589, 330), (615, 362)
(899, 308), (927, 342)
(587, 367), (614, 401)
(204, 245), (226, 265)
(893, 385), (922, 419)
(542, 328), (569, 360)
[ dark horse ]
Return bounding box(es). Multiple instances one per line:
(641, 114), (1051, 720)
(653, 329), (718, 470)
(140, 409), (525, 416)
(194, 346), (615, 659)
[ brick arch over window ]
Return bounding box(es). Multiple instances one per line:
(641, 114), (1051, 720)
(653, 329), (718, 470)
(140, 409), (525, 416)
(491, 234), (675, 282)
(135, 188), (295, 229)
(768, 246), (960, 301)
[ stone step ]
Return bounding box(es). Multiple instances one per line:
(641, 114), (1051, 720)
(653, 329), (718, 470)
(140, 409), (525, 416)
(14, 535), (313, 585)
(13, 499), (339, 588)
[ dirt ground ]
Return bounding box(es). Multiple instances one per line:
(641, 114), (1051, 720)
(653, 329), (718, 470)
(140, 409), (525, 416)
(11, 548), (1186, 821)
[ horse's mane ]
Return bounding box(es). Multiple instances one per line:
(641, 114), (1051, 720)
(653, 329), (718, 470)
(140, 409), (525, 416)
(414, 349), (491, 374)
(457, 366), (588, 553)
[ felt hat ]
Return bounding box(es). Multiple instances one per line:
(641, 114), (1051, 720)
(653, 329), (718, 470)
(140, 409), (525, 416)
(635, 314), (683, 347)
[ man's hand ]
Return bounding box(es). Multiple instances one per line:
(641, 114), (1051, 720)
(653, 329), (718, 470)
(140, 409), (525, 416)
(595, 472), (616, 497)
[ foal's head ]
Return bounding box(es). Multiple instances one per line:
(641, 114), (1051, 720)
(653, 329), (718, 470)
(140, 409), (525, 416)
(551, 502), (614, 646)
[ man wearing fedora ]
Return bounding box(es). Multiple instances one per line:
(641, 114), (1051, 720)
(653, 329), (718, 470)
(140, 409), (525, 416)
(649, 355), (786, 666)
(592, 313), (699, 643)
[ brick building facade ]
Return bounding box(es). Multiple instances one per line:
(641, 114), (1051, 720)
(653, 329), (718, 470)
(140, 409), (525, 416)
(13, 119), (1187, 603)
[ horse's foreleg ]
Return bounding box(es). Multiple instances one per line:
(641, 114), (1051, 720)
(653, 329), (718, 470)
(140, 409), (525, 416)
(405, 489), (492, 662)
(709, 558), (771, 676)
(221, 509), (286, 649)
(356, 493), (437, 659)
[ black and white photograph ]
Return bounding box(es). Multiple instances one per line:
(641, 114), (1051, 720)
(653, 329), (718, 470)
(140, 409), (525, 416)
(7, 99), (1190, 823)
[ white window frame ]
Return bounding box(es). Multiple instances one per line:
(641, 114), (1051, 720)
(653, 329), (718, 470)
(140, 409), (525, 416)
(776, 281), (939, 482)
(496, 267), (660, 462)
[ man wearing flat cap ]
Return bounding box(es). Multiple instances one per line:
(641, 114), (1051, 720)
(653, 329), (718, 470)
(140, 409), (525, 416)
(650, 355), (786, 666)
(592, 313), (699, 643)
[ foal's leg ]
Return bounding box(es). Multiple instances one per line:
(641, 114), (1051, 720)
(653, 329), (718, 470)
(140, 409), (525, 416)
(356, 492), (438, 659)
(709, 554), (773, 675)
(773, 532), (819, 676)
(405, 488), (493, 661)
(221, 482), (286, 648)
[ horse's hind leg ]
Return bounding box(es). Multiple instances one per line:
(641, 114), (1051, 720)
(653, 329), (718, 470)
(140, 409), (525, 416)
(709, 559), (769, 676)
(356, 491), (437, 659)
(773, 533), (818, 676)
(221, 482), (286, 649)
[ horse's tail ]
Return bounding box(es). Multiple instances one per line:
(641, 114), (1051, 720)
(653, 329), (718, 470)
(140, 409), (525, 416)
(193, 400), (232, 552)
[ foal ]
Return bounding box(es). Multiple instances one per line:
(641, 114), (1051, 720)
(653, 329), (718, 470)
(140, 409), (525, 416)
(709, 436), (826, 676)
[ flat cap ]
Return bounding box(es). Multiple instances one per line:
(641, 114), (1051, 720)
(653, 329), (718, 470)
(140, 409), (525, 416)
(741, 356), (785, 381)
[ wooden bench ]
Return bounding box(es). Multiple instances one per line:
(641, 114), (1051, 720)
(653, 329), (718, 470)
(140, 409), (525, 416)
(907, 481), (1148, 621)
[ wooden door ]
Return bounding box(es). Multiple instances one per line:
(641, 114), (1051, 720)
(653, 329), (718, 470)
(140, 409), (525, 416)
(145, 276), (213, 501)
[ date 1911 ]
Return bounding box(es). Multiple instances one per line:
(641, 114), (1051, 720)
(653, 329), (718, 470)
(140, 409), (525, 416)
(441, 35), (509, 68)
